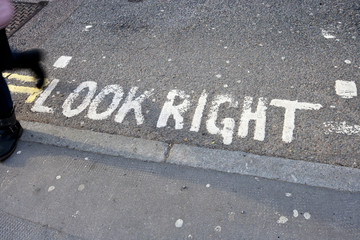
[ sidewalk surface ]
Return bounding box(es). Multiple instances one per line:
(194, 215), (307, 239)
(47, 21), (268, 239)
(1, 140), (359, 240)
(1, 0), (360, 239)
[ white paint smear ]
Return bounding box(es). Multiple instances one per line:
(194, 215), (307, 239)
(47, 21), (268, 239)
(285, 193), (292, 197)
(78, 184), (85, 191)
(304, 212), (311, 220)
(214, 226), (222, 232)
(335, 80), (357, 99)
(277, 216), (288, 224)
(175, 219), (183, 228)
(53, 56), (73, 68)
(321, 29), (335, 39)
(293, 210), (299, 218)
(270, 99), (322, 143)
(48, 186), (55, 192)
(323, 121), (360, 136)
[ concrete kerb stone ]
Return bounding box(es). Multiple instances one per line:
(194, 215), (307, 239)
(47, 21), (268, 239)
(20, 121), (167, 163)
(20, 121), (360, 192)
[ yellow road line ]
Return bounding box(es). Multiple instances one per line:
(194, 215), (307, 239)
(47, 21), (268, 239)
(2, 73), (11, 78)
(6, 73), (36, 82)
(8, 85), (42, 103)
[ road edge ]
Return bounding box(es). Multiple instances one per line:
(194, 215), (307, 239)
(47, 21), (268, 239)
(20, 120), (360, 192)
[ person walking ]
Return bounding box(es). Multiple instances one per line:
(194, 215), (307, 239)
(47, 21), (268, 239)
(0, 0), (46, 161)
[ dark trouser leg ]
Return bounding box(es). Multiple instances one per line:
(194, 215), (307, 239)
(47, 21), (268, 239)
(0, 74), (13, 118)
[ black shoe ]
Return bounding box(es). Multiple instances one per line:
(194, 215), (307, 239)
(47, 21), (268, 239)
(11, 49), (46, 89)
(0, 110), (23, 162)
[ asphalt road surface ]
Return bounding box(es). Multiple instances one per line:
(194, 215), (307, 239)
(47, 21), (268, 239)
(6, 0), (360, 167)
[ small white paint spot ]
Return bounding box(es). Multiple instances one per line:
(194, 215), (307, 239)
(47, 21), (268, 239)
(216, 74), (222, 78)
(224, 84), (228, 88)
(84, 157), (89, 161)
(277, 216), (288, 224)
(226, 60), (230, 64)
(281, 56), (286, 61)
(330, 105), (336, 109)
(102, 56), (106, 59)
(285, 193), (292, 197)
(152, 98), (156, 102)
(304, 212), (311, 220)
(175, 219), (183, 228)
(335, 80), (357, 98)
(146, 110), (150, 114)
(188, 235), (193, 239)
(224, 46), (228, 49)
(228, 212), (235, 221)
(237, 80), (241, 83)
(84, 25), (92, 31)
(56, 175), (61, 180)
(254, 177), (259, 181)
(344, 59), (351, 64)
(6, 170), (9, 173)
(16, 151), (21, 155)
(78, 184), (85, 191)
(321, 29), (336, 39)
(293, 210), (299, 218)
(168, 58), (172, 62)
(334, 66), (338, 68)
(290, 86), (294, 89)
(53, 56), (72, 68)
(48, 186), (55, 192)
(56, 91), (60, 95)
(206, 184), (211, 188)
(160, 9), (164, 12)
(214, 226), (222, 232)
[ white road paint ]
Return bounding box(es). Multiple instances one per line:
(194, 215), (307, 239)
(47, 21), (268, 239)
(335, 80), (357, 99)
(206, 94), (238, 145)
(115, 87), (154, 125)
(53, 56), (73, 68)
(238, 97), (267, 141)
(157, 90), (191, 129)
(216, 74), (222, 78)
(323, 121), (360, 136)
(56, 175), (61, 180)
(285, 193), (292, 197)
(16, 151), (21, 155)
(344, 60), (351, 64)
(214, 226), (222, 232)
(175, 219), (183, 228)
(206, 184), (211, 188)
(88, 85), (124, 120)
(304, 212), (311, 220)
(62, 81), (97, 118)
(32, 79), (60, 113)
(48, 186), (55, 192)
(84, 25), (92, 31)
(293, 210), (299, 218)
(190, 90), (208, 132)
(321, 29), (335, 39)
(277, 216), (288, 224)
(270, 99), (322, 143)
(30, 79), (328, 145)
